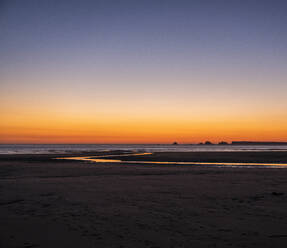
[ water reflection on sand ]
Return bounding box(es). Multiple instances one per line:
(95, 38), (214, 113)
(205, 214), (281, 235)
(57, 153), (287, 168)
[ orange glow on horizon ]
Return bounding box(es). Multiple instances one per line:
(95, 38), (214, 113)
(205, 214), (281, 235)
(1, 113), (287, 144)
(1, 80), (287, 144)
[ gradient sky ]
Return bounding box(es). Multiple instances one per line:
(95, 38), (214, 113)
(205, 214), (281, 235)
(1, 0), (287, 144)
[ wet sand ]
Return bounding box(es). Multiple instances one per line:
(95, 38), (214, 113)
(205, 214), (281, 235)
(1, 151), (287, 247)
(89, 151), (287, 163)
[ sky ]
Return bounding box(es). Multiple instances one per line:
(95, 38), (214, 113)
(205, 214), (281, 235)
(1, 0), (287, 144)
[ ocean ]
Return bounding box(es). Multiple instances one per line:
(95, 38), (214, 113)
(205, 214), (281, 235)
(1, 144), (287, 154)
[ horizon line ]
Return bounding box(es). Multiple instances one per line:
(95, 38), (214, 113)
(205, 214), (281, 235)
(1, 141), (287, 145)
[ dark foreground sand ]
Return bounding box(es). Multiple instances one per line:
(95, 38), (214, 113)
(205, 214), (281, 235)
(1, 152), (287, 248)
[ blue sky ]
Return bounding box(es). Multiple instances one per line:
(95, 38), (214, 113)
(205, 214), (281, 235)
(1, 0), (287, 143)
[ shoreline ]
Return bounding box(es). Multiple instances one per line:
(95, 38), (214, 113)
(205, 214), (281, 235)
(56, 151), (287, 168)
(1, 150), (287, 163)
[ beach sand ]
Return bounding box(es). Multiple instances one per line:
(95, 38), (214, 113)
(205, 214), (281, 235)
(1, 152), (287, 247)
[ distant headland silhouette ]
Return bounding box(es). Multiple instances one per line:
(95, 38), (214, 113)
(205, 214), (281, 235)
(191, 141), (287, 145)
(231, 141), (287, 145)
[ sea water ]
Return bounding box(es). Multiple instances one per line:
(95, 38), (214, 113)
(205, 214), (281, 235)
(1, 144), (287, 154)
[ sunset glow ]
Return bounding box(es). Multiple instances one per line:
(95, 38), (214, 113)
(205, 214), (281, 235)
(1, 1), (287, 144)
